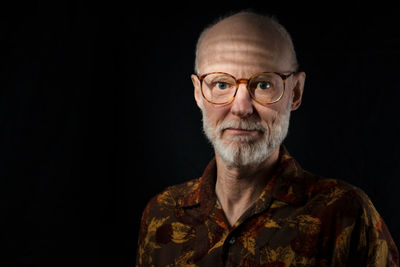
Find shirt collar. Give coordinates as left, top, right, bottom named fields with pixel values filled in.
left=178, top=145, right=308, bottom=211
left=178, top=157, right=217, bottom=212
left=270, top=146, right=308, bottom=205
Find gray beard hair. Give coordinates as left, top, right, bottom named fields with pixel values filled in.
left=201, top=105, right=291, bottom=168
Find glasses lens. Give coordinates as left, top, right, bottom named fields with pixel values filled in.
left=249, top=73, right=284, bottom=104
left=201, top=73, right=236, bottom=104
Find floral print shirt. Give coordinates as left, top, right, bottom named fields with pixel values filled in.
left=136, top=146, right=399, bottom=266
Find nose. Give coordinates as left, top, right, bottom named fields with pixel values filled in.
left=230, top=83, right=254, bottom=118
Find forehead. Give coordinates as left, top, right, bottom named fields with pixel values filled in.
left=197, top=17, right=292, bottom=77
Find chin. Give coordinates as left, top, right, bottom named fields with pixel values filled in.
left=215, top=136, right=272, bottom=168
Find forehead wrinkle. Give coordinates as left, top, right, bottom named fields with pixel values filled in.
left=200, top=34, right=282, bottom=51
left=199, top=51, right=275, bottom=75
left=199, top=63, right=275, bottom=78
left=202, top=45, right=276, bottom=61
left=198, top=35, right=290, bottom=75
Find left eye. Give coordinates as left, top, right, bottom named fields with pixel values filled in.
left=257, top=81, right=271, bottom=90
left=216, top=82, right=228, bottom=90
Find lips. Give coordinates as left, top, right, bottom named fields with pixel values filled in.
left=218, top=120, right=265, bottom=136
left=225, top=127, right=256, bottom=132
left=223, top=127, right=262, bottom=136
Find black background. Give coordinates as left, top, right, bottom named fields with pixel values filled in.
left=2, top=1, right=400, bottom=266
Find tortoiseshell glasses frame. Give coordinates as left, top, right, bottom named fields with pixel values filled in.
left=196, top=71, right=295, bottom=106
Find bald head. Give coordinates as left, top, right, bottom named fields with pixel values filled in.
left=195, top=11, right=298, bottom=75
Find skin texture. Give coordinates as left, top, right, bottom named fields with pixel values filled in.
left=191, top=12, right=306, bottom=226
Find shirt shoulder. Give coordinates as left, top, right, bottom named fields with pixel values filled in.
left=304, top=170, right=368, bottom=206
left=302, top=170, right=383, bottom=227
left=142, top=177, right=202, bottom=219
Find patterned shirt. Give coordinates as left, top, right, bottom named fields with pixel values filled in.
left=136, top=146, right=399, bottom=266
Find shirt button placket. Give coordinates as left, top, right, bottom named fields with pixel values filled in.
left=228, top=236, right=236, bottom=245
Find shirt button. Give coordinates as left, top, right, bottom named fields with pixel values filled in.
left=228, top=236, right=236, bottom=245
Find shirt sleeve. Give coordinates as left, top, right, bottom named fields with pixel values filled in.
left=331, top=188, right=399, bottom=266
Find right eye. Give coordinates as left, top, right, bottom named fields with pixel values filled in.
left=215, top=82, right=228, bottom=90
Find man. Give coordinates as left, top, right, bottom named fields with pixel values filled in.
left=136, top=11, right=399, bottom=266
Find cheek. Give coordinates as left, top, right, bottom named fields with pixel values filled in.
left=282, top=83, right=294, bottom=108
left=203, top=103, right=230, bottom=126
left=254, top=104, right=280, bottom=126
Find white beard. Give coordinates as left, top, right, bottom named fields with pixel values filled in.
left=201, top=104, right=291, bottom=168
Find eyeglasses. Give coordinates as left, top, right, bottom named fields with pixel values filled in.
left=197, top=72, right=295, bottom=106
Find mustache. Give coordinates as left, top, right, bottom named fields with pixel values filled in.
left=217, top=119, right=267, bottom=132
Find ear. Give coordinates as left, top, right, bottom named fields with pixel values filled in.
left=290, top=72, right=306, bottom=111
left=191, top=74, right=204, bottom=109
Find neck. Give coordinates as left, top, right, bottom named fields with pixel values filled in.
left=215, top=147, right=280, bottom=226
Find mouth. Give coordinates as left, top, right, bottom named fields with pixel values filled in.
left=223, top=127, right=262, bottom=136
